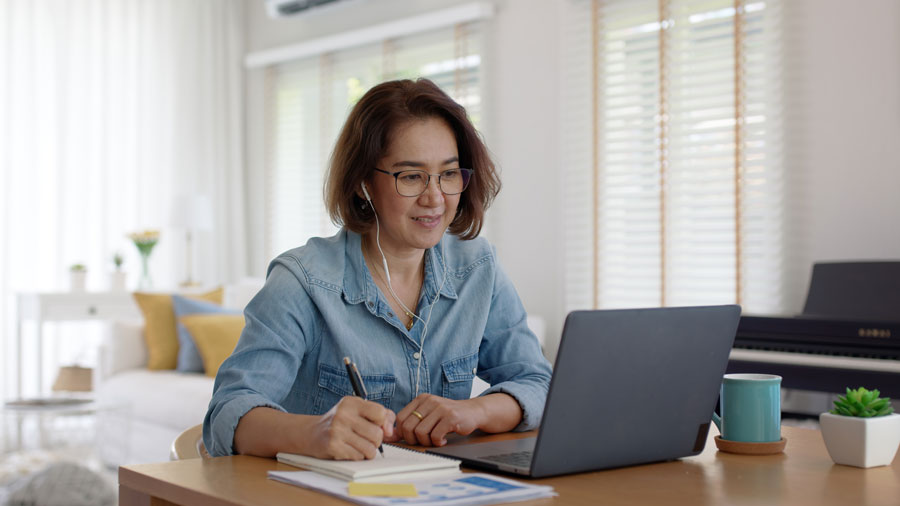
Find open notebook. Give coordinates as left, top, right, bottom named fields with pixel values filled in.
left=276, top=444, right=460, bottom=483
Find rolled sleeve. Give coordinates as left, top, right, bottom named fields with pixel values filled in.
left=202, top=262, right=315, bottom=457
left=203, top=393, right=285, bottom=457
left=480, top=373, right=549, bottom=431
left=475, top=253, right=553, bottom=431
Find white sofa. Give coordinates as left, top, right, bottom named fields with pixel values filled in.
left=95, top=280, right=264, bottom=465
left=94, top=278, right=539, bottom=465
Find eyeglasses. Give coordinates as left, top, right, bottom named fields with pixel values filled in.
left=373, top=167, right=474, bottom=197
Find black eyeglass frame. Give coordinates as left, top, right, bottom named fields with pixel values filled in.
left=372, top=167, right=474, bottom=197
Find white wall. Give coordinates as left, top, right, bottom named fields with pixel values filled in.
left=242, top=0, right=900, bottom=358
left=783, top=0, right=900, bottom=310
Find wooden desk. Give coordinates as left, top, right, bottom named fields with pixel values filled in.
left=119, top=426, right=900, bottom=506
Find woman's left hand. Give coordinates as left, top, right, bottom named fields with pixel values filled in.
left=387, top=394, right=484, bottom=447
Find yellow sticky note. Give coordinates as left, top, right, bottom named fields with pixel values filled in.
left=347, top=482, right=418, bottom=497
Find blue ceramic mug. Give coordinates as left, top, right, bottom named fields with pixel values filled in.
left=712, top=373, right=782, bottom=443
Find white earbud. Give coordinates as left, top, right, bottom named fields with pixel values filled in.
left=361, top=182, right=372, bottom=202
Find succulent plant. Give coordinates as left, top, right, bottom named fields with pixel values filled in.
left=69, top=263, right=87, bottom=272
left=830, top=387, right=894, bottom=418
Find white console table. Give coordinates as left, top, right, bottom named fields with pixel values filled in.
left=15, top=292, right=141, bottom=398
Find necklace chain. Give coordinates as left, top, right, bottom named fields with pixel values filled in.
left=364, top=243, right=422, bottom=331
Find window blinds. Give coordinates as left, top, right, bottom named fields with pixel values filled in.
left=563, top=0, right=784, bottom=313
left=264, top=23, right=484, bottom=261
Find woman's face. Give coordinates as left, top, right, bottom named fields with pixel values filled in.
left=364, top=116, right=461, bottom=255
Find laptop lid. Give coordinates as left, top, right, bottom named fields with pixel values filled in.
left=428, top=305, right=741, bottom=478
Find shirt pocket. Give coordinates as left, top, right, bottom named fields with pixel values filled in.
left=312, top=363, right=396, bottom=414
left=441, top=352, right=478, bottom=400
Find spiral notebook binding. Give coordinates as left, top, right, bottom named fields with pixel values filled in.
left=384, top=443, right=460, bottom=463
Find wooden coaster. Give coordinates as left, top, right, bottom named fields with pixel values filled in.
left=715, top=436, right=787, bottom=455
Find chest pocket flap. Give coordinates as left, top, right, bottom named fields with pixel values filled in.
left=441, top=352, right=478, bottom=399
left=314, top=363, right=396, bottom=413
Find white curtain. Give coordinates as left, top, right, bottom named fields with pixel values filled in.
left=0, top=0, right=246, bottom=398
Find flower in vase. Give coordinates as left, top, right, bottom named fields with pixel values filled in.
left=128, top=229, right=160, bottom=289
left=128, top=229, right=160, bottom=256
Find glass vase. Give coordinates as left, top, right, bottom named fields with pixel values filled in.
left=139, top=252, right=153, bottom=290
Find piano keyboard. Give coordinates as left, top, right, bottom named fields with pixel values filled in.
left=730, top=348, right=900, bottom=373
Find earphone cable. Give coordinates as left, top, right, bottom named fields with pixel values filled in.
left=364, top=185, right=448, bottom=397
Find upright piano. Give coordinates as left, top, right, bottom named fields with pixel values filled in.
left=728, top=315, right=900, bottom=397
left=726, top=261, right=900, bottom=399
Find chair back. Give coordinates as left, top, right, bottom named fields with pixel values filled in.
left=170, top=424, right=210, bottom=460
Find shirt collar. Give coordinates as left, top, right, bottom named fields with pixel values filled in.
left=423, top=237, right=459, bottom=301
left=342, top=229, right=458, bottom=305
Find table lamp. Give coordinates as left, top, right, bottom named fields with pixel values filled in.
left=170, top=194, right=213, bottom=287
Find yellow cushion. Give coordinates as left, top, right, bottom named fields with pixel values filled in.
left=133, top=287, right=223, bottom=370
left=179, top=314, right=245, bottom=377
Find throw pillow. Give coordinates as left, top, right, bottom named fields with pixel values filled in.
left=171, top=295, right=240, bottom=373
left=179, top=314, right=245, bottom=377
left=133, top=287, right=223, bottom=370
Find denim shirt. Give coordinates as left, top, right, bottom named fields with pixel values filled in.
left=203, top=229, right=552, bottom=457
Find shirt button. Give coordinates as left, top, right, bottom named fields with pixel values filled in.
left=413, top=352, right=421, bottom=360
left=388, top=312, right=394, bottom=317
left=473, top=367, right=477, bottom=374
left=366, top=302, right=374, bottom=309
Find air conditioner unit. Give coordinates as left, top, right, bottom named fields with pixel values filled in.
left=265, top=0, right=347, bottom=18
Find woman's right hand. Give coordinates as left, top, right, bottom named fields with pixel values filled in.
left=307, top=396, right=395, bottom=460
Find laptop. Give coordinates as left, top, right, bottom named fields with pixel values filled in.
left=427, top=305, right=741, bottom=478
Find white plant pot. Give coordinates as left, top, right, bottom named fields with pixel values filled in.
left=69, top=271, right=87, bottom=292
left=109, top=271, right=127, bottom=292
left=819, top=412, right=900, bottom=468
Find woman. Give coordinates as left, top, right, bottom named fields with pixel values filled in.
left=204, top=78, right=552, bottom=460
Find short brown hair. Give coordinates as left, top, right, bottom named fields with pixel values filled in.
left=324, top=78, right=500, bottom=240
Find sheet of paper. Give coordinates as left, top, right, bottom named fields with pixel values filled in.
left=268, top=470, right=556, bottom=506
left=348, top=482, right=418, bottom=497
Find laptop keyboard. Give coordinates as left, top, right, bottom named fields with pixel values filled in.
left=481, top=450, right=533, bottom=467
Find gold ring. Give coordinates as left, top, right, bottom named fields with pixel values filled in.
left=411, top=410, right=424, bottom=421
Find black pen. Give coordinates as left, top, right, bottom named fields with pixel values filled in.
left=343, top=356, right=385, bottom=457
